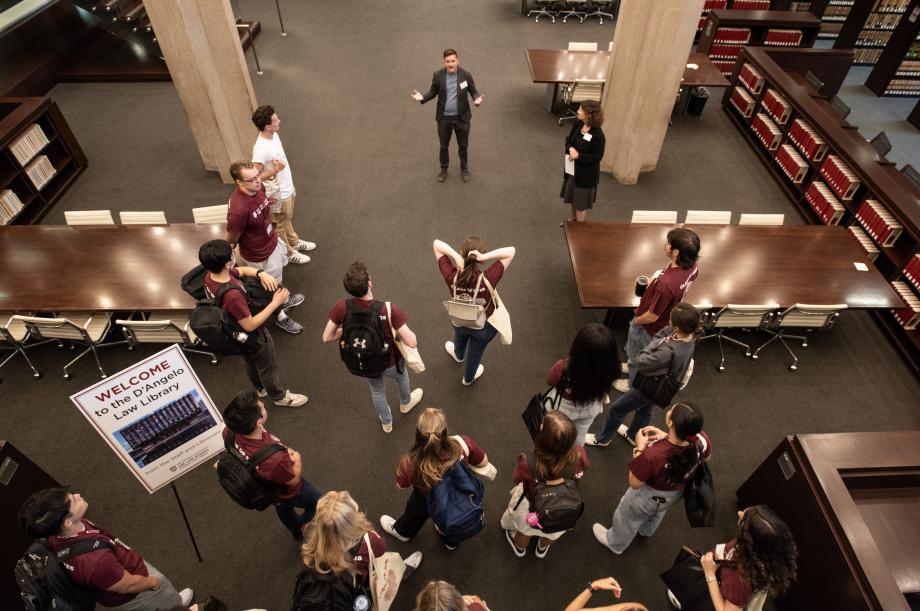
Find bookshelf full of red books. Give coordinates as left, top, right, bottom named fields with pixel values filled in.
left=722, top=46, right=920, bottom=374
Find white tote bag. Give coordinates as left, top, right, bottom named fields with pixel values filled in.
left=483, top=277, right=512, bottom=345
left=386, top=302, right=425, bottom=373
left=364, top=533, right=406, bottom=611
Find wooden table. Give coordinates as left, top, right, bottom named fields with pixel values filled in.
left=0, top=224, right=225, bottom=312
left=564, top=221, right=903, bottom=310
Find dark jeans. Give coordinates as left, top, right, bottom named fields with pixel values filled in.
left=241, top=330, right=285, bottom=401
left=452, top=323, right=498, bottom=383
left=437, top=116, right=470, bottom=170
left=275, top=477, right=322, bottom=536
left=393, top=488, right=459, bottom=547
left=595, top=388, right=655, bottom=444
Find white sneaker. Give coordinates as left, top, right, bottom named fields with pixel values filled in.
left=288, top=251, right=311, bottom=264
left=585, top=433, right=611, bottom=447
left=382, top=421, right=393, bottom=433
left=593, top=523, right=621, bottom=554
left=274, top=391, right=308, bottom=407
left=620, top=362, right=629, bottom=374
left=179, top=588, right=194, bottom=607
left=400, top=388, right=424, bottom=414
left=402, top=551, right=423, bottom=582
left=613, top=378, right=630, bottom=393
left=296, top=240, right=317, bottom=252
left=256, top=389, right=268, bottom=398
left=380, top=515, right=410, bottom=542
left=617, top=424, right=637, bottom=447
left=461, top=364, right=484, bottom=386
left=444, top=341, right=463, bottom=363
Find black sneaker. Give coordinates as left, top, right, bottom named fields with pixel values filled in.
left=275, top=316, right=303, bottom=334
left=437, top=170, right=448, bottom=182
left=505, top=529, right=526, bottom=558
left=461, top=169, right=471, bottom=182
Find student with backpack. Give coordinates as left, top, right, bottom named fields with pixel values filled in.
left=198, top=239, right=308, bottom=407
left=501, top=411, right=589, bottom=559
left=222, top=390, right=322, bottom=540
left=294, top=491, right=422, bottom=611
left=433, top=237, right=514, bottom=385
left=17, top=488, right=193, bottom=611
left=322, top=262, right=424, bottom=433
left=379, top=408, right=493, bottom=550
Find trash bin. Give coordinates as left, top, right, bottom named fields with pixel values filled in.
left=687, top=87, right=710, bottom=116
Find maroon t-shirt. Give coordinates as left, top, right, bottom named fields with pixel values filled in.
left=227, top=185, right=277, bottom=262
left=716, top=539, right=754, bottom=607
left=396, top=435, right=485, bottom=493
left=204, top=268, right=251, bottom=322
left=228, top=428, right=301, bottom=499
left=628, top=432, right=712, bottom=491
left=352, top=531, right=387, bottom=584
left=48, top=519, right=148, bottom=608
left=512, top=445, right=589, bottom=499
left=328, top=298, right=407, bottom=369
left=438, top=256, right=504, bottom=316
left=547, top=358, right=574, bottom=401
left=635, top=263, right=699, bottom=335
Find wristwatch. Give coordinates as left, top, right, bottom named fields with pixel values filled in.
left=706, top=576, right=717, bottom=583
left=587, top=581, right=598, bottom=593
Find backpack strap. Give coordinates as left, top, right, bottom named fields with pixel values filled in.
left=53, top=537, right=115, bottom=561
left=452, top=271, right=460, bottom=299
left=213, top=282, right=247, bottom=307
left=248, top=442, right=285, bottom=467
left=386, top=302, right=405, bottom=373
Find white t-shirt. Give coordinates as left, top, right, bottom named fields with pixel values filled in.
left=252, top=132, right=294, bottom=199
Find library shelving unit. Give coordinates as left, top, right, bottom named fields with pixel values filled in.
left=696, top=1, right=808, bottom=41
left=0, top=97, right=86, bottom=225
left=864, top=0, right=920, bottom=94
left=722, top=46, right=920, bottom=374
left=699, top=10, right=822, bottom=77
left=810, top=0, right=860, bottom=40
left=835, top=0, right=917, bottom=66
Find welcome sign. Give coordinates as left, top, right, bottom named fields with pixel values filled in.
left=71, top=345, right=224, bottom=493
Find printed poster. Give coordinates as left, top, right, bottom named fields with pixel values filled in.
left=70, top=345, right=224, bottom=493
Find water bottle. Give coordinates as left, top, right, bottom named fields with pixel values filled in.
left=353, top=594, right=370, bottom=611
left=233, top=330, right=249, bottom=344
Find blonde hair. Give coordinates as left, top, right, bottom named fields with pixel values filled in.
left=412, top=580, right=466, bottom=611
left=402, top=408, right=461, bottom=490
left=300, top=491, right=373, bottom=575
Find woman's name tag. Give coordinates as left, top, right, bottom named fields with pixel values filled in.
left=582, top=132, right=593, bottom=142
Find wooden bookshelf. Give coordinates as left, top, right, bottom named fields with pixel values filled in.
left=0, top=98, right=86, bottom=225
left=835, top=0, right=916, bottom=66
left=696, top=1, right=812, bottom=41
left=699, top=10, right=821, bottom=77
left=810, top=0, right=861, bottom=39
left=864, top=0, right=920, bottom=94
left=722, top=46, right=920, bottom=374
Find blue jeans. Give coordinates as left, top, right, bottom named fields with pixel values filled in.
left=625, top=318, right=654, bottom=384
left=366, top=364, right=411, bottom=425
left=595, top=389, right=655, bottom=444
left=605, top=485, right=682, bottom=553
left=452, top=323, right=498, bottom=383
left=275, top=477, right=322, bottom=536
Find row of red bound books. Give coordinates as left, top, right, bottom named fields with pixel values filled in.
left=819, top=155, right=860, bottom=200
left=804, top=180, right=844, bottom=225
left=855, top=198, right=903, bottom=247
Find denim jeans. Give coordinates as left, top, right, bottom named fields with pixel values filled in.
left=595, top=389, right=655, bottom=444
left=625, top=318, right=654, bottom=384
left=605, top=485, right=682, bottom=553
left=452, top=323, right=498, bottom=383
left=366, top=364, right=411, bottom=425
left=275, top=477, right=322, bottom=536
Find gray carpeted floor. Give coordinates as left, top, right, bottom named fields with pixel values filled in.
left=5, top=1, right=920, bottom=610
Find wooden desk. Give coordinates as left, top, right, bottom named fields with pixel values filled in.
left=564, top=221, right=903, bottom=309
left=737, top=433, right=920, bottom=611
left=0, top=223, right=224, bottom=312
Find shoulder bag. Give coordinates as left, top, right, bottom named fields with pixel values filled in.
left=631, top=343, right=682, bottom=407
left=442, top=272, right=487, bottom=329
left=386, top=302, right=424, bottom=373
left=451, top=435, right=497, bottom=480
left=659, top=547, right=717, bottom=611
left=521, top=372, right=566, bottom=440
left=364, top=533, right=406, bottom=611
left=683, top=440, right=716, bottom=528
left=482, top=276, right=511, bottom=345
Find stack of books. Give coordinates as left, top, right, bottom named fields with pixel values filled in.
left=0, top=189, right=24, bottom=225
left=729, top=87, right=756, bottom=117
left=764, top=29, right=805, bottom=46
left=775, top=144, right=808, bottom=183
left=804, top=181, right=844, bottom=225
left=751, top=113, right=782, bottom=150
left=904, top=254, right=920, bottom=291
left=10, top=124, right=50, bottom=166
left=855, top=199, right=903, bottom=247
left=873, top=0, right=910, bottom=13
left=761, top=89, right=791, bottom=124
left=24, top=155, right=56, bottom=190
left=787, top=118, right=827, bottom=161
left=739, top=63, right=765, bottom=94
left=699, top=0, right=728, bottom=32
left=710, top=27, right=751, bottom=74
left=890, top=281, right=920, bottom=330
left=847, top=226, right=880, bottom=261
left=819, top=155, right=861, bottom=200
left=732, top=0, right=770, bottom=8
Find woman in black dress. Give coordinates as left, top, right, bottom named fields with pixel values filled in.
left=561, top=99, right=606, bottom=224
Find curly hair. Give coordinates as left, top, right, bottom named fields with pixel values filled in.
left=251, top=105, right=275, bottom=131
left=580, top=100, right=604, bottom=128
left=734, top=505, right=798, bottom=596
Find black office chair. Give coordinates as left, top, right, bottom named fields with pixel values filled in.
left=869, top=131, right=892, bottom=158
left=804, top=70, right=824, bottom=93
left=901, top=164, right=920, bottom=191
left=829, top=95, right=851, bottom=120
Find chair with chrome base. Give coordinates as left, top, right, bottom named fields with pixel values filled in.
left=13, top=312, right=128, bottom=379
left=752, top=303, right=847, bottom=371
left=584, top=0, right=617, bottom=24
left=558, top=79, right=604, bottom=125
left=559, top=0, right=589, bottom=22
left=1, top=313, right=61, bottom=380
left=117, top=317, right=218, bottom=364
left=527, top=0, right=558, bottom=22
left=699, top=304, right=777, bottom=371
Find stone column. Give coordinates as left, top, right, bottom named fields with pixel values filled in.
left=600, top=0, right=705, bottom=184
left=145, top=0, right=257, bottom=183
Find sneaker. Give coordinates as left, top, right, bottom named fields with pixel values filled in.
left=437, top=170, right=448, bottom=182
left=617, top=424, right=637, bottom=447
left=283, top=293, right=305, bottom=310
left=256, top=389, right=268, bottom=398
left=402, top=551, right=423, bottom=582
left=400, top=388, right=424, bottom=414
left=443, top=540, right=457, bottom=551
left=274, top=391, right=308, bottom=407
left=461, top=364, right=485, bottom=386
left=444, top=341, right=463, bottom=363
left=592, top=523, right=620, bottom=554
left=461, top=169, right=471, bottom=182
left=379, top=515, right=409, bottom=542
left=295, top=240, right=317, bottom=252
left=179, top=588, right=194, bottom=607
left=534, top=539, right=551, bottom=559
left=382, top=421, right=393, bottom=433
left=504, top=529, right=526, bottom=558
left=603, top=393, right=611, bottom=405
left=613, top=378, right=630, bottom=393
left=585, top=433, right=611, bottom=447
left=275, top=316, right=303, bottom=334
left=620, top=362, right=629, bottom=374
left=288, top=251, right=311, bottom=264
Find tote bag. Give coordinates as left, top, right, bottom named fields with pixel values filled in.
left=483, top=277, right=512, bottom=345
left=521, top=385, right=564, bottom=440
left=386, top=302, right=424, bottom=373
left=659, top=547, right=716, bottom=611
left=364, top=533, right=406, bottom=611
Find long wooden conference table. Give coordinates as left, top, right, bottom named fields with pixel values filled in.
left=564, top=221, right=903, bottom=310
left=0, top=223, right=223, bottom=312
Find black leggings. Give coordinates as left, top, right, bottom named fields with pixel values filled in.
left=393, top=488, right=459, bottom=547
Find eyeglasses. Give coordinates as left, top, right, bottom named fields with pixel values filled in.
left=238, top=176, right=261, bottom=183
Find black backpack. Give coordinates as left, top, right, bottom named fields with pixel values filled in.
left=291, top=568, right=366, bottom=611
left=16, top=537, right=115, bottom=611
left=517, top=457, right=585, bottom=534
left=182, top=265, right=276, bottom=314
left=189, top=284, right=262, bottom=356
left=216, top=431, right=286, bottom=511
left=338, top=299, right=391, bottom=378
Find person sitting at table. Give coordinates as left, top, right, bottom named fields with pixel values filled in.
left=560, top=99, right=606, bottom=225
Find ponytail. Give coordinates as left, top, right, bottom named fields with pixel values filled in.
left=403, top=408, right=461, bottom=489
left=665, top=402, right=704, bottom=485
left=455, top=236, right=485, bottom=289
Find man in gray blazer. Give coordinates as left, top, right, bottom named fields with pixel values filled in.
left=412, top=48, right=484, bottom=182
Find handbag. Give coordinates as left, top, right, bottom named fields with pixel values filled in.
left=659, top=547, right=716, bottom=611
left=442, top=272, right=487, bottom=329
left=483, top=277, right=512, bottom=345
left=364, top=533, right=406, bottom=611
left=386, top=302, right=424, bottom=373
left=521, top=383, right=564, bottom=440
left=631, top=344, right=681, bottom=407
left=683, top=442, right=716, bottom=528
